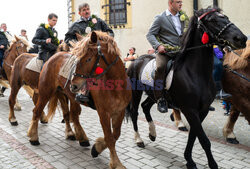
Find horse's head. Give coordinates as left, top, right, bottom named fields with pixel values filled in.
left=195, top=7, right=247, bottom=49
left=6, top=36, right=29, bottom=58
left=70, top=31, right=121, bottom=93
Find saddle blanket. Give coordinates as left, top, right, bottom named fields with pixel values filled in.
left=140, top=59, right=174, bottom=90
left=25, top=56, right=43, bottom=73
left=59, top=55, right=77, bottom=79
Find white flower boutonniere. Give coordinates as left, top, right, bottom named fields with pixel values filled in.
left=54, top=32, right=57, bottom=37
left=85, top=27, right=91, bottom=34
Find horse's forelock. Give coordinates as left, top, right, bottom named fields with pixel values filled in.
left=71, top=31, right=120, bottom=59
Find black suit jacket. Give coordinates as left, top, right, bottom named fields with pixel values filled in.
left=65, top=17, right=114, bottom=45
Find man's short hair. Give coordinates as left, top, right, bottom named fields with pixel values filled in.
left=21, top=29, right=26, bottom=33
left=1, top=23, right=6, bottom=27
left=48, top=13, right=58, bottom=19
left=78, top=3, right=89, bottom=12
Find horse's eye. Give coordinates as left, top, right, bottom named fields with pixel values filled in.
left=86, top=57, right=92, bottom=62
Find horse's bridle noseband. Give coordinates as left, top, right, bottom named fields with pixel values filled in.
left=72, top=40, right=119, bottom=80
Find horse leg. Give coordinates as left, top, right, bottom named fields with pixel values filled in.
left=92, top=110, right=125, bottom=169
left=184, top=112, right=218, bottom=169
left=141, top=96, right=156, bottom=142
left=69, top=99, right=90, bottom=146
left=131, top=90, right=144, bottom=147
left=8, top=84, right=21, bottom=126
left=27, top=94, right=50, bottom=145
left=14, top=98, right=22, bottom=111
left=57, top=93, right=76, bottom=140
left=223, top=105, right=240, bottom=144
left=32, top=92, right=48, bottom=123
left=170, top=109, right=188, bottom=131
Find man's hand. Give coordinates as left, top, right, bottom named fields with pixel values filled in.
left=157, top=45, right=166, bottom=53
left=0, top=45, right=4, bottom=49
left=46, top=38, right=52, bottom=44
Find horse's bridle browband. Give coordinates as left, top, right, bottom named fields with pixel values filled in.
left=73, top=41, right=119, bottom=80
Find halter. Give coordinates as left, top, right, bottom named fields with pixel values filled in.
left=197, top=9, right=234, bottom=44
left=72, top=40, right=119, bottom=80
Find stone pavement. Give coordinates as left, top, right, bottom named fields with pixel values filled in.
left=0, top=88, right=249, bottom=169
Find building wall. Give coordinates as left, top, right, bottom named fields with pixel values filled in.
left=70, top=0, right=250, bottom=58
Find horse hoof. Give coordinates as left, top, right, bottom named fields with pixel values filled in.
left=186, top=163, right=197, bottom=169
left=136, top=142, right=145, bottom=148
left=178, top=126, right=188, bottom=131
left=226, top=138, right=239, bottom=144
left=10, top=121, right=18, bottom=126
left=91, top=144, right=99, bottom=158
left=40, top=120, right=48, bottom=124
left=29, top=140, right=40, bottom=146
left=170, top=113, right=174, bottom=121
left=14, top=107, right=22, bottom=111
left=61, top=119, right=65, bottom=123
left=149, top=134, right=156, bottom=142
left=67, top=135, right=76, bottom=141
left=80, top=140, right=90, bottom=147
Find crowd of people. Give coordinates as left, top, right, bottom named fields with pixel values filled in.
left=0, top=1, right=232, bottom=114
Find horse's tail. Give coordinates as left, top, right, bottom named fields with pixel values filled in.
left=22, top=85, right=34, bottom=97
left=125, top=101, right=132, bottom=122
left=47, top=93, right=59, bottom=121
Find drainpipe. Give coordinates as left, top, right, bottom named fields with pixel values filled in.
left=213, top=0, right=218, bottom=7
left=193, top=0, right=198, bottom=14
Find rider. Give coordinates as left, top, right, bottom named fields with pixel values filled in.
left=65, top=2, right=114, bottom=45
left=65, top=3, right=114, bottom=103
left=146, top=0, right=185, bottom=113
left=32, top=13, right=59, bottom=67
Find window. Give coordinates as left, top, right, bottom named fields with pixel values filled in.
left=101, top=0, right=131, bottom=29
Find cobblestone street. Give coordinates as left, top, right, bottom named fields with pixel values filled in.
left=0, top=88, right=249, bottom=169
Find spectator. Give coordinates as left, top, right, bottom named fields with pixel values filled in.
left=124, top=47, right=138, bottom=70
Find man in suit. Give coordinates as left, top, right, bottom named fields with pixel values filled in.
left=65, top=2, right=114, bottom=46
left=32, top=13, right=59, bottom=65
left=146, top=0, right=184, bottom=113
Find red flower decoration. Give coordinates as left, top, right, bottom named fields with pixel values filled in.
left=202, top=32, right=209, bottom=44
left=95, top=67, right=104, bottom=75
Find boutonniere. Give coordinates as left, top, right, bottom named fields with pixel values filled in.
left=85, top=14, right=98, bottom=34
left=40, top=23, right=60, bottom=46
left=179, top=10, right=189, bottom=22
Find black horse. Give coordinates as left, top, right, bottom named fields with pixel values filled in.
left=126, top=7, right=247, bottom=169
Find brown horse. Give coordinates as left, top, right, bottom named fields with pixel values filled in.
left=24, top=53, right=91, bottom=145
left=70, top=31, right=131, bottom=169
left=222, top=40, right=250, bottom=144
left=0, top=36, right=32, bottom=111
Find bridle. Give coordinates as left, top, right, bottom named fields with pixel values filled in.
left=72, top=40, right=119, bottom=80
left=197, top=9, right=234, bottom=45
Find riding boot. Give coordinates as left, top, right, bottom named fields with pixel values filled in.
left=154, top=70, right=168, bottom=113
left=215, top=81, right=232, bottom=100
left=75, top=90, right=89, bottom=103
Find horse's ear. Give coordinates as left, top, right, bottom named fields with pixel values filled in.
left=14, top=35, right=20, bottom=41
left=75, top=33, right=83, bottom=41
left=90, top=31, right=98, bottom=43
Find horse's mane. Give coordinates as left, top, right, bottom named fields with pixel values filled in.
left=223, top=40, right=250, bottom=69
left=174, top=7, right=222, bottom=69
left=71, top=31, right=121, bottom=59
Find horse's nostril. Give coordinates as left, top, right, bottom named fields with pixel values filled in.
left=71, top=85, right=78, bottom=91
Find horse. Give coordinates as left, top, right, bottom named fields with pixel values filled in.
left=0, top=36, right=32, bottom=111
left=28, top=31, right=131, bottom=169
left=222, top=41, right=250, bottom=144
left=8, top=42, right=87, bottom=145
left=126, top=7, right=247, bottom=169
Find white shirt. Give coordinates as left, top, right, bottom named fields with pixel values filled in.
left=166, top=9, right=182, bottom=36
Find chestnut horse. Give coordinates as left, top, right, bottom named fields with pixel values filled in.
left=0, top=36, right=32, bottom=112
left=70, top=31, right=131, bottom=169
left=222, top=41, right=250, bottom=144
left=126, top=8, right=247, bottom=169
